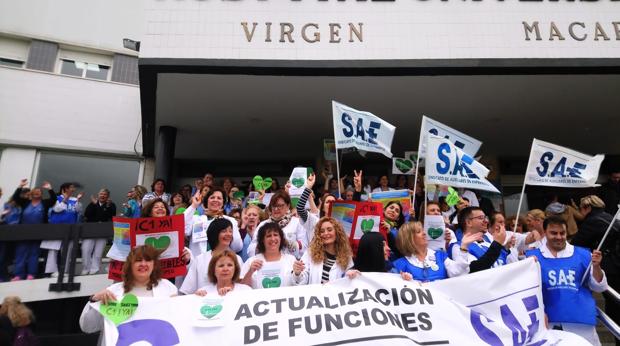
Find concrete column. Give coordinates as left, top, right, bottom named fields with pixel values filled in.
left=154, top=126, right=177, bottom=186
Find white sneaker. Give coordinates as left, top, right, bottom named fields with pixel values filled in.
left=88, top=269, right=99, bottom=275
left=50, top=272, right=59, bottom=278
left=81, top=269, right=90, bottom=276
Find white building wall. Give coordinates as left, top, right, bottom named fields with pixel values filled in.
left=0, top=0, right=142, bottom=54
left=0, top=67, right=142, bottom=155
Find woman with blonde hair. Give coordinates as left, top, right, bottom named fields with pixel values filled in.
left=292, top=217, right=353, bottom=285
left=121, top=185, right=147, bottom=218
left=0, top=296, right=38, bottom=346
left=392, top=222, right=480, bottom=282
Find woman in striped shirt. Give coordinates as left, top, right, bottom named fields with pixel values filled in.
left=292, top=217, right=353, bottom=285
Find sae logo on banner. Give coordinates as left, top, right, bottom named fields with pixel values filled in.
left=332, top=101, right=395, bottom=158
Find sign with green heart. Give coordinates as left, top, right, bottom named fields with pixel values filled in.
left=360, top=219, right=375, bottom=233
left=253, top=176, right=273, bottom=191
left=144, top=235, right=171, bottom=251
left=392, top=157, right=415, bottom=175
left=446, top=187, right=460, bottom=207
left=261, top=276, right=282, bottom=288
left=291, top=177, right=305, bottom=188
left=289, top=167, right=313, bottom=208
left=200, top=304, right=223, bottom=319
left=99, top=294, right=138, bottom=325
left=423, top=214, right=447, bottom=251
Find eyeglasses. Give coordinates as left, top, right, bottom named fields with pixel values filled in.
left=469, top=215, right=489, bottom=222
left=272, top=203, right=288, bottom=210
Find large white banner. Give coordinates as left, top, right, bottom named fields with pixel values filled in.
left=99, top=259, right=588, bottom=346
left=417, top=115, right=482, bottom=157
left=524, top=139, right=604, bottom=188
left=332, top=101, right=396, bottom=158
left=425, top=135, right=499, bottom=193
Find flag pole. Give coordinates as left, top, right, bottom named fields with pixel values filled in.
left=335, top=148, right=342, bottom=199
left=579, top=206, right=620, bottom=286
left=513, top=140, right=536, bottom=234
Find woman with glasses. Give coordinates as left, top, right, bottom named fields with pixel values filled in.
left=393, top=222, right=481, bottom=282
left=247, top=191, right=307, bottom=258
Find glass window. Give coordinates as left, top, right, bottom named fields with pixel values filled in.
left=0, top=57, right=24, bottom=68
left=35, top=152, right=141, bottom=210
left=60, top=59, right=84, bottom=77
left=85, top=64, right=109, bottom=81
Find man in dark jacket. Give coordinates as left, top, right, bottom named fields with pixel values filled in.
left=572, top=195, right=620, bottom=345
left=81, top=188, right=116, bottom=275
left=599, top=170, right=620, bottom=216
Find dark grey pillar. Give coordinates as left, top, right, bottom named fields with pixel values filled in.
left=154, top=126, right=177, bottom=186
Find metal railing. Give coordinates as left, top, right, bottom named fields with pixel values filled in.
left=598, top=286, right=620, bottom=341
left=0, top=222, right=112, bottom=292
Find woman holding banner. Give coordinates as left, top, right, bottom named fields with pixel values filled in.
left=247, top=191, right=307, bottom=258
left=80, top=245, right=178, bottom=340
left=180, top=218, right=243, bottom=294
left=241, top=222, right=296, bottom=289
left=195, top=250, right=251, bottom=296
left=292, top=217, right=353, bottom=285
left=393, top=222, right=481, bottom=282
left=184, top=188, right=243, bottom=256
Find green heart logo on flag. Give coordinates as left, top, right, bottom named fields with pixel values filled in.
left=200, top=304, right=223, bottom=319
left=291, top=177, right=305, bottom=188
left=395, top=159, right=413, bottom=173
left=99, top=294, right=138, bottom=325
left=427, top=227, right=444, bottom=240
left=144, top=236, right=171, bottom=251
left=360, top=219, right=375, bottom=233
left=253, top=176, right=273, bottom=191
left=261, top=276, right=282, bottom=288
left=446, top=187, right=460, bottom=207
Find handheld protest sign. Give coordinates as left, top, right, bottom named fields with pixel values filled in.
left=109, top=214, right=187, bottom=280
left=329, top=200, right=383, bottom=255
left=252, top=175, right=273, bottom=191
left=370, top=189, right=412, bottom=221
left=289, top=167, right=312, bottom=208
left=446, top=187, right=460, bottom=207
left=99, top=294, right=139, bottom=326
left=424, top=214, right=447, bottom=251
left=107, top=217, right=134, bottom=261
left=392, top=157, right=415, bottom=175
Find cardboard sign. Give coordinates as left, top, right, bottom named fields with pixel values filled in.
left=107, top=215, right=187, bottom=280
left=328, top=200, right=384, bottom=254
left=424, top=214, right=447, bottom=251
left=392, top=157, right=416, bottom=175
left=370, top=189, right=413, bottom=222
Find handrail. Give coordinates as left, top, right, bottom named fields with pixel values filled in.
left=0, top=222, right=113, bottom=292
left=597, top=307, right=620, bottom=341
left=605, top=286, right=620, bottom=305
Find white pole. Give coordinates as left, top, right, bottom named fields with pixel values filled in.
left=411, top=153, right=422, bottom=208
left=335, top=148, right=342, bottom=199
left=579, top=206, right=620, bottom=286
left=512, top=183, right=527, bottom=234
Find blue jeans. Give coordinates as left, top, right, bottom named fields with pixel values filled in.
left=13, top=241, right=40, bottom=278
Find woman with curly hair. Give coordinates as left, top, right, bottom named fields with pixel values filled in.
left=292, top=217, right=353, bottom=285
left=0, top=296, right=38, bottom=346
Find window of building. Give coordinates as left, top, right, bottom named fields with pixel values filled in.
left=0, top=57, right=24, bottom=68
left=60, top=59, right=110, bottom=81
left=34, top=152, right=142, bottom=206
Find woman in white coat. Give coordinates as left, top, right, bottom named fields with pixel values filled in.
left=247, top=191, right=307, bottom=258
left=184, top=187, right=242, bottom=256
left=292, top=217, right=353, bottom=285
left=79, top=245, right=178, bottom=344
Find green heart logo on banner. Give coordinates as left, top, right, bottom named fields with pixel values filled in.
left=253, top=176, right=273, bottom=191
left=99, top=294, right=138, bottom=325
left=395, top=159, right=414, bottom=173
left=144, top=236, right=171, bottom=251
left=291, top=177, right=305, bottom=188
left=427, top=227, right=444, bottom=240
left=360, top=219, right=375, bottom=233
left=261, top=276, right=282, bottom=288
left=200, top=304, right=223, bottom=319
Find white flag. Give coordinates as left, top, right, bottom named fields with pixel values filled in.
left=332, top=101, right=395, bottom=158
left=425, top=135, right=499, bottom=193
left=417, top=115, right=482, bottom=157
left=525, top=139, right=604, bottom=187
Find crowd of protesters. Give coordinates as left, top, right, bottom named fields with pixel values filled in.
left=0, top=166, right=619, bottom=345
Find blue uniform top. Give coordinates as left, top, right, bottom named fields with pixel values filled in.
left=49, top=196, right=80, bottom=224
left=392, top=250, right=448, bottom=282
left=526, top=246, right=597, bottom=326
